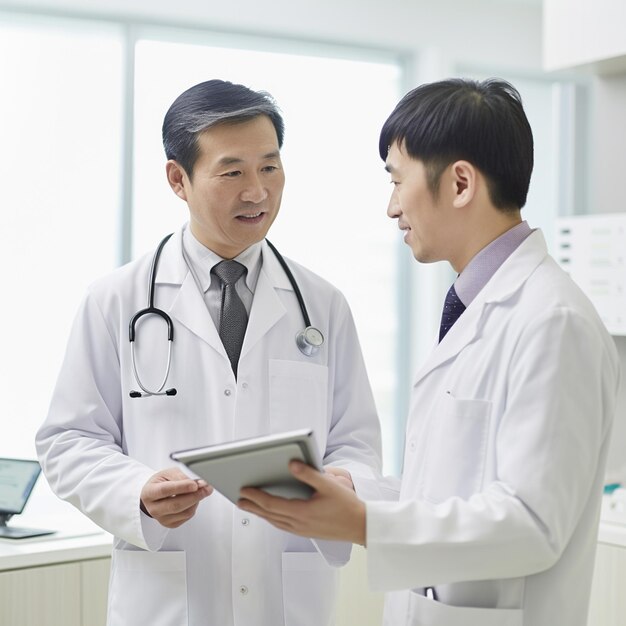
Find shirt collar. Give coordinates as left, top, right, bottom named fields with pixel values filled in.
left=455, top=221, right=533, bottom=307
left=182, top=225, right=263, bottom=293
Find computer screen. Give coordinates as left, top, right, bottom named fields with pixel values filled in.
left=0, top=458, right=41, bottom=515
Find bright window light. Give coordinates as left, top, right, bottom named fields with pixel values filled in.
left=0, top=16, right=123, bottom=459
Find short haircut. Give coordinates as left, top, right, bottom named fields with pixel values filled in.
left=162, top=79, right=285, bottom=179
left=379, top=78, right=534, bottom=211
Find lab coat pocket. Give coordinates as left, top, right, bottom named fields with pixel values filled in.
left=407, top=591, right=522, bottom=626
left=281, top=552, right=339, bottom=626
left=108, top=549, right=188, bottom=626
left=269, top=360, right=329, bottom=437
left=421, top=394, right=492, bottom=503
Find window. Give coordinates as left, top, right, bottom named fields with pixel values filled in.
left=0, top=14, right=123, bottom=460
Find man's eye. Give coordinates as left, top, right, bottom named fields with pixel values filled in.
left=262, top=165, right=279, bottom=172
left=222, top=171, right=241, bottom=177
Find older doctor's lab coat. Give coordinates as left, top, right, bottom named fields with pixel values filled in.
left=366, top=230, right=619, bottom=626
left=36, top=228, right=382, bottom=626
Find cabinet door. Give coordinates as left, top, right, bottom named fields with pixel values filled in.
left=588, top=542, right=626, bottom=626
left=81, top=558, right=111, bottom=626
left=336, top=545, right=384, bottom=626
left=0, top=562, right=81, bottom=626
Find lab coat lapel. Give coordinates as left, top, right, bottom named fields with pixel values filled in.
left=239, top=241, right=290, bottom=360
left=412, top=301, right=485, bottom=387
left=169, top=274, right=226, bottom=355
left=412, top=230, right=549, bottom=387
left=155, top=228, right=227, bottom=358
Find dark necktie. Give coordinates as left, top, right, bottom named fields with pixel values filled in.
left=439, top=283, right=466, bottom=342
left=212, top=260, right=248, bottom=376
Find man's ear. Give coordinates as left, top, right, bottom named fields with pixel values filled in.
left=165, top=160, right=189, bottom=201
left=450, top=160, right=476, bottom=208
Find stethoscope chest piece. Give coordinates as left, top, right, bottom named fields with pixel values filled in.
left=296, top=326, right=324, bottom=357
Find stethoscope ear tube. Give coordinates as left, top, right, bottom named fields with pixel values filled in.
left=129, top=233, right=176, bottom=398
left=129, top=307, right=174, bottom=342
left=129, top=333, right=175, bottom=398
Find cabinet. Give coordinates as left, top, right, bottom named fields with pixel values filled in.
left=588, top=540, right=626, bottom=625
left=0, top=530, right=112, bottom=626
left=0, top=546, right=379, bottom=626
left=0, top=557, right=110, bottom=626
left=544, top=0, right=626, bottom=72
left=336, top=545, right=384, bottom=626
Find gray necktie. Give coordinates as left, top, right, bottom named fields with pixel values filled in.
left=212, top=260, right=248, bottom=376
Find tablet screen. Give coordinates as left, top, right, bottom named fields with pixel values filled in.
left=171, top=429, right=321, bottom=504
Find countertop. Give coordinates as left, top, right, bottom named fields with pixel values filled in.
left=0, top=511, right=112, bottom=572
left=1, top=504, right=625, bottom=573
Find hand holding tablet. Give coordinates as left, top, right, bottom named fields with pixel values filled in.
left=170, top=429, right=322, bottom=504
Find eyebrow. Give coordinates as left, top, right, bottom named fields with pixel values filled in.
left=217, top=151, right=281, bottom=167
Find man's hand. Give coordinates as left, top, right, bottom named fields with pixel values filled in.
left=238, top=461, right=366, bottom=545
left=140, top=467, right=213, bottom=529
left=324, top=466, right=355, bottom=491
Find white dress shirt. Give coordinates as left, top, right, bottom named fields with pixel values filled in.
left=182, top=225, right=263, bottom=330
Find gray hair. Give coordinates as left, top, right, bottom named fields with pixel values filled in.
left=162, top=80, right=285, bottom=179
left=185, top=102, right=279, bottom=133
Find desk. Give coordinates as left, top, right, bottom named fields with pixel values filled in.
left=0, top=521, right=112, bottom=626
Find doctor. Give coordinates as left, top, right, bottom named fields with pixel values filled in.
left=238, top=78, right=620, bottom=626
left=36, top=79, right=382, bottom=626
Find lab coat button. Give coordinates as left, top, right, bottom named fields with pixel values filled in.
left=241, top=382, right=249, bottom=390
left=239, top=585, right=249, bottom=595
left=224, top=388, right=232, bottom=396
left=409, top=439, right=417, bottom=452
left=241, top=518, right=250, bottom=526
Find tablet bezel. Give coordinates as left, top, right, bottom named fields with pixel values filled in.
left=170, top=429, right=322, bottom=503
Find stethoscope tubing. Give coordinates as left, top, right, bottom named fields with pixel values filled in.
left=264, top=239, right=312, bottom=328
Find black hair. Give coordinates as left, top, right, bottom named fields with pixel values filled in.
left=162, top=79, right=285, bottom=179
left=379, top=78, right=533, bottom=211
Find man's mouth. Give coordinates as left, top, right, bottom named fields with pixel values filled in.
left=236, top=211, right=265, bottom=222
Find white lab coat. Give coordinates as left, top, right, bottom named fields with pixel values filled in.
left=36, top=227, right=382, bottom=626
left=366, top=230, right=619, bottom=626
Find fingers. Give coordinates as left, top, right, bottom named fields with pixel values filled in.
left=287, top=461, right=328, bottom=491
left=324, top=467, right=355, bottom=491
left=143, top=485, right=212, bottom=528
left=141, top=467, right=213, bottom=528
left=238, top=476, right=367, bottom=544
left=238, top=498, right=297, bottom=530
left=238, top=486, right=301, bottom=514
left=147, top=477, right=203, bottom=500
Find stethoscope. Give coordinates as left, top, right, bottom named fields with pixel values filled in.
left=129, top=233, right=325, bottom=398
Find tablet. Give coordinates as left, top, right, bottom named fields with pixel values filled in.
left=170, top=429, right=322, bottom=504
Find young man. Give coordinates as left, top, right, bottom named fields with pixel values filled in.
left=36, top=80, right=382, bottom=626
left=239, top=78, right=620, bottom=626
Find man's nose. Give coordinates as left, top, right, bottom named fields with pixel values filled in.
left=387, top=191, right=400, bottom=218
left=241, top=174, right=268, bottom=203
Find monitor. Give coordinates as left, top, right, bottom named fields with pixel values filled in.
left=0, top=458, right=54, bottom=539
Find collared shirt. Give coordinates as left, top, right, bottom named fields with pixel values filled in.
left=454, top=221, right=533, bottom=307
left=182, top=225, right=263, bottom=330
